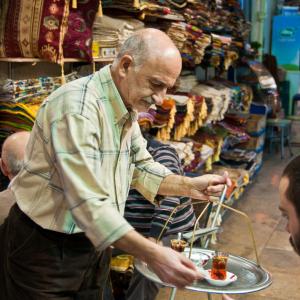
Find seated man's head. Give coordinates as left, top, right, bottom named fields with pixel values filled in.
left=279, top=156, right=300, bottom=255
left=0, top=131, right=31, bottom=181
left=111, top=28, right=182, bottom=112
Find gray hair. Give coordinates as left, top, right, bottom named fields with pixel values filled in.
left=116, top=34, right=150, bottom=68
left=5, top=152, right=24, bottom=177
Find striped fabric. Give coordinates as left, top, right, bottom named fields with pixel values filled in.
left=11, top=65, right=172, bottom=251
left=125, top=139, right=196, bottom=239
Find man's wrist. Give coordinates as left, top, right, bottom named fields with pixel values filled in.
left=182, top=176, right=193, bottom=197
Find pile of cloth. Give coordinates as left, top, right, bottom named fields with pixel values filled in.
left=217, top=113, right=250, bottom=148
left=168, top=140, right=214, bottom=173
left=92, top=15, right=144, bottom=58
left=0, top=72, right=79, bottom=143
left=0, top=102, right=37, bottom=143
left=192, top=126, right=227, bottom=171
left=167, top=140, right=195, bottom=168
left=151, top=98, right=176, bottom=141
left=172, top=95, right=194, bottom=141
left=0, top=73, right=78, bottom=104
left=191, top=83, right=231, bottom=124
left=182, top=24, right=211, bottom=67
left=182, top=142, right=214, bottom=173
left=152, top=94, right=208, bottom=142
left=183, top=0, right=250, bottom=38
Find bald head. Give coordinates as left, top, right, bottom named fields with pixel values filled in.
left=114, top=28, right=181, bottom=69
left=111, top=29, right=182, bottom=112
left=0, top=131, right=30, bottom=180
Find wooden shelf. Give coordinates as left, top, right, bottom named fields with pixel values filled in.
left=0, top=57, right=114, bottom=63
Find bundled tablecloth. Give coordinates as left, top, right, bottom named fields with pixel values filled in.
left=92, top=15, right=144, bottom=58
left=191, top=83, right=231, bottom=124
left=0, top=102, right=39, bottom=143
left=0, top=72, right=79, bottom=104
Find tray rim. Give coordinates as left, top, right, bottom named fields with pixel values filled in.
left=134, top=248, right=272, bottom=294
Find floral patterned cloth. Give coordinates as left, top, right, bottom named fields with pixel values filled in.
left=0, top=0, right=69, bottom=62
left=63, top=0, right=98, bottom=61
left=0, top=0, right=98, bottom=62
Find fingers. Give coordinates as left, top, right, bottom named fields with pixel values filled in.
left=150, top=248, right=203, bottom=288
left=207, top=183, right=225, bottom=194
left=223, top=171, right=232, bottom=187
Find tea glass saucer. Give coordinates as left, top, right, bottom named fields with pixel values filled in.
left=198, top=269, right=237, bottom=287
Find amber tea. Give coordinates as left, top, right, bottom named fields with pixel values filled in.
left=170, top=239, right=188, bottom=252
left=211, top=252, right=228, bottom=280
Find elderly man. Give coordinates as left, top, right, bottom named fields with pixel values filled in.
left=0, top=131, right=30, bottom=224
left=0, top=29, right=230, bottom=299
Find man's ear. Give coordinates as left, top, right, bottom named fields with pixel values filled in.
left=0, top=158, right=9, bottom=177
left=118, top=55, right=134, bottom=78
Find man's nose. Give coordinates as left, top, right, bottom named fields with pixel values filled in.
left=153, top=88, right=167, bottom=106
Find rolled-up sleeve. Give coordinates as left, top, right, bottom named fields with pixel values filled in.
left=130, top=123, right=173, bottom=202
left=51, top=113, right=133, bottom=250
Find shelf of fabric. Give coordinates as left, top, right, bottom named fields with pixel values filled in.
left=0, top=58, right=114, bottom=63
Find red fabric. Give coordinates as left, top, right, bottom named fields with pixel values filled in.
left=1, top=0, right=68, bottom=62
left=63, top=1, right=99, bottom=61
left=1, top=0, right=98, bottom=62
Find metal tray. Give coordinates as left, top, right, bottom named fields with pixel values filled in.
left=135, top=248, right=272, bottom=294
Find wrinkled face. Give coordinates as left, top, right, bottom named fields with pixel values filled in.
left=279, top=177, right=300, bottom=255
left=121, top=55, right=181, bottom=112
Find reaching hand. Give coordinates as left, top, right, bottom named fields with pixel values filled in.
left=188, top=171, right=231, bottom=201
left=145, top=245, right=203, bottom=288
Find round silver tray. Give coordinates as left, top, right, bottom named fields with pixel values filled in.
left=135, top=248, right=272, bottom=294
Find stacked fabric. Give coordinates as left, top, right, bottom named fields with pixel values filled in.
left=177, top=74, right=198, bottom=93
left=165, top=22, right=187, bottom=51
left=152, top=98, right=176, bottom=141
left=167, top=141, right=194, bottom=168
left=0, top=1, right=98, bottom=62
left=193, top=127, right=226, bottom=171
left=187, top=95, right=207, bottom=136
left=0, top=102, right=38, bottom=143
left=92, top=15, right=144, bottom=58
left=0, top=72, right=79, bottom=144
left=191, top=83, right=231, bottom=124
left=102, top=0, right=140, bottom=12
left=0, top=73, right=78, bottom=104
left=182, top=24, right=211, bottom=66
left=183, top=0, right=250, bottom=38
left=172, top=95, right=194, bottom=141
left=183, top=2, right=212, bottom=29
left=183, top=142, right=214, bottom=173
left=217, top=114, right=250, bottom=148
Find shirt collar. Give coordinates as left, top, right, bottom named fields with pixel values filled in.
left=97, top=65, right=138, bottom=125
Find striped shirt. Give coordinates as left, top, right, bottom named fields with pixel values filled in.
left=124, top=139, right=196, bottom=239
left=11, top=65, right=172, bottom=251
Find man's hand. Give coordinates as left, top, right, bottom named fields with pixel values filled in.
left=187, top=171, right=231, bottom=201
left=144, top=245, right=203, bottom=288
left=158, top=172, right=231, bottom=201
left=148, top=236, right=163, bottom=246
left=113, top=230, right=203, bottom=288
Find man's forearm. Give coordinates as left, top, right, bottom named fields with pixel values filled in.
left=113, top=229, right=159, bottom=262
left=157, top=174, right=203, bottom=198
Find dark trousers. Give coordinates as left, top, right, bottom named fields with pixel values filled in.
left=0, top=204, right=112, bottom=300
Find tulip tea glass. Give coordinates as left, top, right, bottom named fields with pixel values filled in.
left=211, top=251, right=228, bottom=280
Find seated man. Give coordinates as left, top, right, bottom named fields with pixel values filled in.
left=0, top=131, right=30, bottom=224
left=124, top=118, right=196, bottom=300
